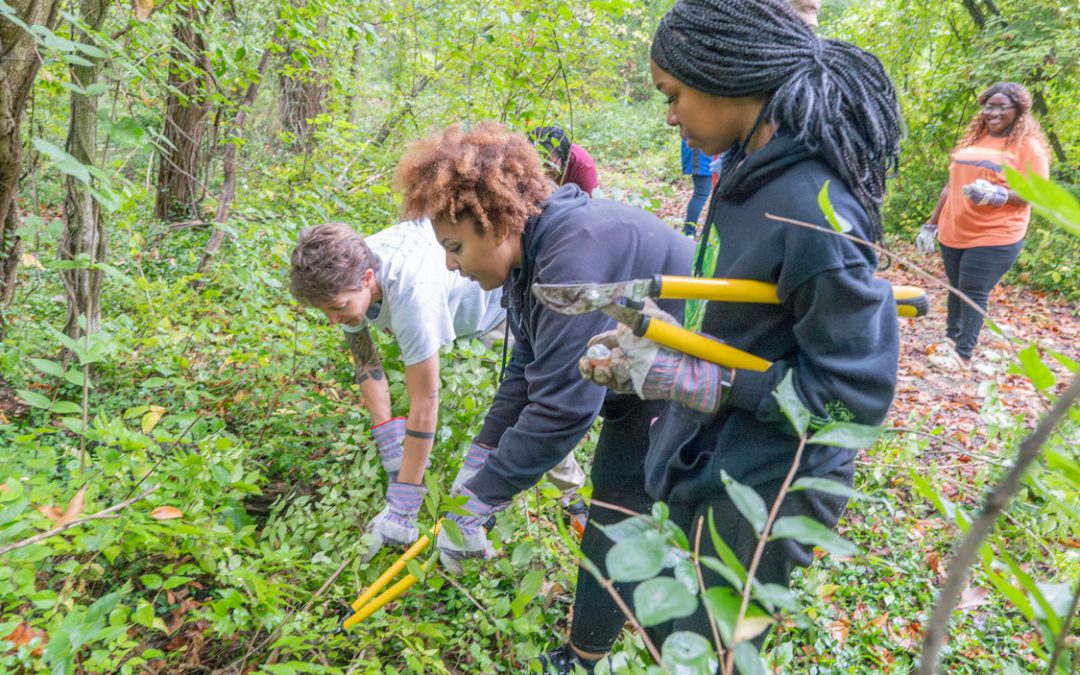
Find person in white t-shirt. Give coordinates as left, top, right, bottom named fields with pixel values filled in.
left=289, top=221, right=585, bottom=561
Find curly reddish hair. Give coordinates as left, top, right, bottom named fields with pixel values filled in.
left=956, top=82, right=1049, bottom=153
left=393, top=122, right=553, bottom=237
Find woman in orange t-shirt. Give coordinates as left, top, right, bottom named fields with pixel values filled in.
left=917, top=83, right=1050, bottom=369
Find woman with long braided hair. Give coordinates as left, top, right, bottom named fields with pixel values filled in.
left=559, top=0, right=904, bottom=671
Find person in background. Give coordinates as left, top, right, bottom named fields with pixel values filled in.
left=288, top=222, right=585, bottom=562
left=916, top=82, right=1050, bottom=371
left=393, top=121, right=692, bottom=675
left=789, top=0, right=821, bottom=26
left=529, top=125, right=599, bottom=197
left=577, top=0, right=902, bottom=670
left=680, top=138, right=715, bottom=237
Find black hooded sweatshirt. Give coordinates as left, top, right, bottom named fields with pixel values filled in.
left=647, top=132, right=899, bottom=505
left=467, top=185, right=693, bottom=506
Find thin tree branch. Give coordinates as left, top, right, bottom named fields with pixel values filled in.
left=0, top=484, right=160, bottom=556
left=919, top=372, right=1080, bottom=675
left=724, top=436, right=807, bottom=674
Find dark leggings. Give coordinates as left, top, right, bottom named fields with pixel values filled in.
left=569, top=397, right=663, bottom=653
left=684, top=174, right=713, bottom=225
left=939, top=240, right=1023, bottom=360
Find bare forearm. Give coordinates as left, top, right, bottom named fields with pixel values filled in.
left=929, top=185, right=948, bottom=224
left=398, top=356, right=441, bottom=484
left=359, top=377, right=392, bottom=426
left=344, top=326, right=391, bottom=422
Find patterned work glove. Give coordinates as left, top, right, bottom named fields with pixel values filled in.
left=436, top=486, right=501, bottom=575
left=359, top=481, right=426, bottom=563
left=371, top=417, right=406, bottom=481
left=962, top=179, right=1008, bottom=207
left=915, top=223, right=938, bottom=254
left=579, top=300, right=732, bottom=414
left=450, top=441, right=493, bottom=495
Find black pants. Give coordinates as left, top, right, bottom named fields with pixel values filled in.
left=939, top=240, right=1023, bottom=360
left=569, top=397, right=663, bottom=654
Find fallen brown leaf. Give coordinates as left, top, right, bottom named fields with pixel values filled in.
left=151, top=505, right=184, bottom=520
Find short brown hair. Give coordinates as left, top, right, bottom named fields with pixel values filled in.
left=393, top=121, right=553, bottom=237
left=289, top=222, right=378, bottom=305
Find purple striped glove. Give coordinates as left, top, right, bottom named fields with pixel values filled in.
left=579, top=300, right=732, bottom=413
left=371, top=417, right=406, bottom=481
left=962, top=179, right=1008, bottom=207
left=437, top=485, right=502, bottom=575
left=360, top=481, right=426, bottom=563
left=450, top=441, right=493, bottom=495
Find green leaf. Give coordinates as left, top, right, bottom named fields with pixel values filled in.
left=1016, top=344, right=1055, bottom=391
left=810, top=422, right=882, bottom=449
left=108, top=117, right=148, bottom=147
left=30, top=358, right=64, bottom=377
left=31, top=138, right=91, bottom=184
left=706, top=507, right=748, bottom=586
left=140, top=574, right=163, bottom=590
left=1043, top=449, right=1080, bottom=486
left=702, top=586, right=774, bottom=645
left=17, top=389, right=51, bottom=409
left=661, top=632, right=718, bottom=673
left=596, top=514, right=653, bottom=543
left=633, top=577, right=698, bottom=627
left=733, top=641, right=768, bottom=675
left=1004, top=167, right=1080, bottom=238
left=721, top=471, right=767, bottom=534
left=790, top=477, right=877, bottom=501
left=510, top=569, right=543, bottom=617
left=606, top=531, right=666, bottom=582
left=770, top=516, right=859, bottom=556
left=50, top=400, right=83, bottom=415
left=772, top=371, right=809, bottom=435
left=752, top=582, right=798, bottom=613
left=817, top=180, right=854, bottom=233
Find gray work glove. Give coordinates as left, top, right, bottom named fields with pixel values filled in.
left=359, top=481, right=425, bottom=563
left=371, top=417, right=406, bottom=481
left=450, top=441, right=493, bottom=495
left=963, top=179, right=1008, bottom=207
left=436, top=485, right=501, bottom=575
left=915, top=223, right=938, bottom=254
left=578, top=300, right=731, bottom=414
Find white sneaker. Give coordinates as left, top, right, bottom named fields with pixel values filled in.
left=928, top=340, right=971, bottom=372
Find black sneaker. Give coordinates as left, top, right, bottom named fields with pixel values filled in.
left=534, top=645, right=607, bottom=674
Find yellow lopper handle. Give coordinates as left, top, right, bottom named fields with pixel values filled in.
left=640, top=318, right=772, bottom=372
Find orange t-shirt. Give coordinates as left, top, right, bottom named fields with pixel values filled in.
left=938, top=134, right=1050, bottom=248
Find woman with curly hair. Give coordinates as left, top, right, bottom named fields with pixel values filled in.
left=394, top=121, right=692, bottom=671
left=917, top=82, right=1051, bottom=370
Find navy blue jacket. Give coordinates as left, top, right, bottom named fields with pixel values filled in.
left=468, top=185, right=693, bottom=505
left=647, top=133, right=899, bottom=504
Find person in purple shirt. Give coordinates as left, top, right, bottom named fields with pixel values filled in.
left=529, top=126, right=598, bottom=197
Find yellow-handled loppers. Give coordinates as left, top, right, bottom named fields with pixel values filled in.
left=532, top=275, right=928, bottom=373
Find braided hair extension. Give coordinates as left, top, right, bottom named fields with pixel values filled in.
left=651, top=0, right=903, bottom=240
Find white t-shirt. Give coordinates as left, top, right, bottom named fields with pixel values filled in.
left=344, top=220, right=505, bottom=366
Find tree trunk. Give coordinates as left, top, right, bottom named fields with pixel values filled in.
left=0, top=0, right=63, bottom=324
left=278, top=14, right=327, bottom=148
left=59, top=0, right=108, bottom=342
left=196, top=43, right=274, bottom=278
left=154, top=0, right=211, bottom=221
